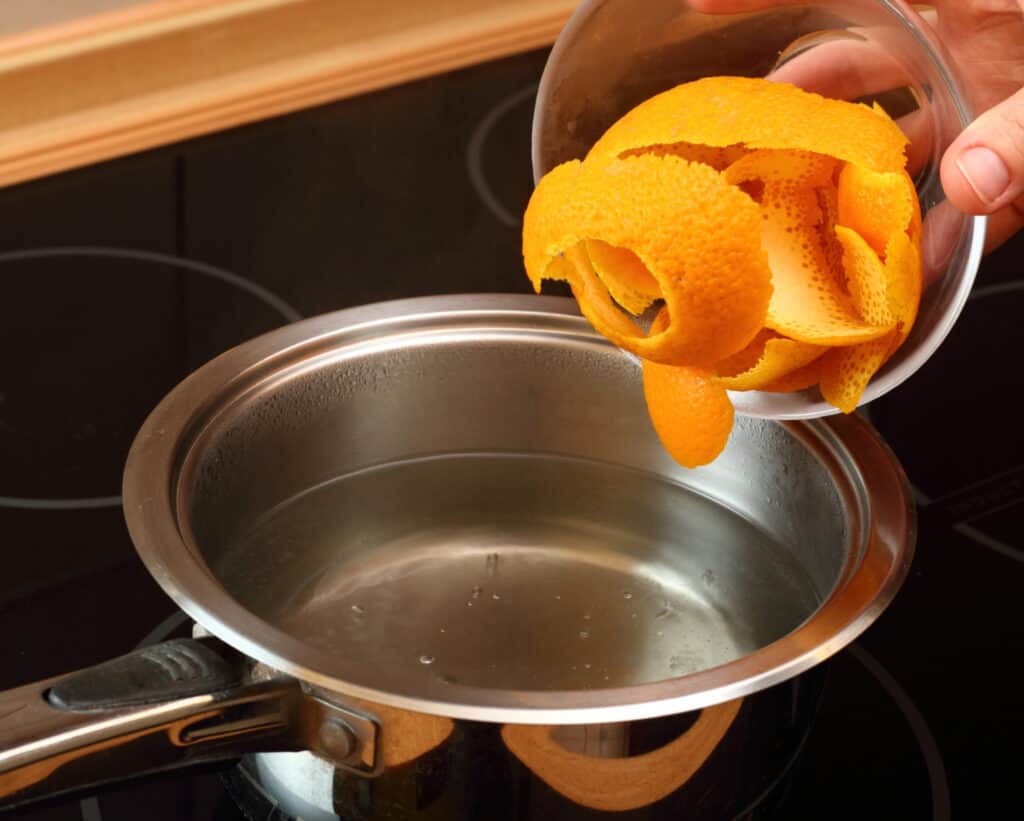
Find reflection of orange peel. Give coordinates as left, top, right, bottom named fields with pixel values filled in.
left=501, top=698, right=743, bottom=813
left=522, top=76, right=921, bottom=467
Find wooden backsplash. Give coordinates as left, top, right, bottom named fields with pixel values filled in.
left=0, top=0, right=576, bottom=188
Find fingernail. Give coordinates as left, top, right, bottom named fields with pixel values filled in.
left=956, top=146, right=1010, bottom=206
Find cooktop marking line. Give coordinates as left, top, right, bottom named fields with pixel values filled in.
left=466, top=83, right=537, bottom=228
left=849, top=644, right=951, bottom=821
left=0, top=245, right=302, bottom=513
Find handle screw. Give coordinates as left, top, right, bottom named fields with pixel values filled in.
left=318, top=718, right=357, bottom=761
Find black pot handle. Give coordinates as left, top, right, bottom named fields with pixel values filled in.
left=0, top=637, right=378, bottom=810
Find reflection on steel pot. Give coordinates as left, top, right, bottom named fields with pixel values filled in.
left=0, top=296, right=914, bottom=818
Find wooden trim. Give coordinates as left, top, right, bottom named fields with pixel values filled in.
left=0, top=0, right=575, bottom=188
left=0, top=2, right=300, bottom=67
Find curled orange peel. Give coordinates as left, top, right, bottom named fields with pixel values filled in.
left=585, top=239, right=661, bottom=316
left=820, top=227, right=896, bottom=412
left=724, top=149, right=837, bottom=189
left=621, top=141, right=750, bottom=171
left=642, top=310, right=733, bottom=467
left=716, top=329, right=828, bottom=392
left=759, top=358, right=824, bottom=394
left=521, top=76, right=924, bottom=466
left=884, top=229, right=923, bottom=350
left=758, top=183, right=893, bottom=345
left=643, top=359, right=734, bottom=468
left=587, top=77, right=908, bottom=172
left=524, top=153, right=772, bottom=366
left=837, top=163, right=916, bottom=256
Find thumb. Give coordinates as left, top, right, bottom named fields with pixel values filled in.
left=941, top=86, right=1024, bottom=215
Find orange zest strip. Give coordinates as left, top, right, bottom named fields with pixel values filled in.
left=837, top=163, right=916, bottom=256
left=758, top=183, right=893, bottom=345
left=585, top=239, right=661, bottom=316
left=587, top=77, right=908, bottom=172
left=716, top=329, right=828, bottom=391
left=524, top=153, right=772, bottom=366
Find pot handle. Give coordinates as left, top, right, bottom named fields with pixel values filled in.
left=0, top=637, right=305, bottom=809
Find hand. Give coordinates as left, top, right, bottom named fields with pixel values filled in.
left=689, top=0, right=1024, bottom=254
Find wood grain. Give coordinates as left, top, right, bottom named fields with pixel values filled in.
left=0, top=0, right=575, bottom=188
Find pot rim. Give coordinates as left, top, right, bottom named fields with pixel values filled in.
left=123, top=294, right=915, bottom=724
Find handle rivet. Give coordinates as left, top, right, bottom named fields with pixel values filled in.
left=318, top=718, right=357, bottom=761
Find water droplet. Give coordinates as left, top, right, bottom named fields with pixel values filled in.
left=701, top=569, right=716, bottom=586
left=472, top=585, right=482, bottom=599
left=582, top=612, right=592, bottom=621
left=439, top=627, right=446, bottom=633
left=555, top=595, right=561, bottom=600
left=492, top=593, right=501, bottom=600
left=579, top=630, right=590, bottom=639
left=669, top=655, right=683, bottom=671
left=466, top=601, right=474, bottom=607
left=631, top=612, right=638, bottom=619
left=622, top=591, right=633, bottom=599
left=486, top=553, right=500, bottom=574
left=350, top=604, right=365, bottom=615
left=584, top=663, right=591, bottom=670
left=657, top=630, right=664, bottom=637
left=419, top=655, right=435, bottom=665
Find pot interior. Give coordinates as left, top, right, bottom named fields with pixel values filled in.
left=177, top=301, right=859, bottom=696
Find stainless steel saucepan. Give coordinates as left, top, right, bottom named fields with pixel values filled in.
left=0, top=295, right=914, bottom=818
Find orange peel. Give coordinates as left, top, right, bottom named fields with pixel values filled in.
left=642, top=310, right=733, bottom=467
left=587, top=77, right=908, bottom=172
left=523, top=159, right=586, bottom=292
left=759, top=358, right=824, bottom=393
left=884, top=228, right=923, bottom=352
left=643, top=359, right=734, bottom=468
left=522, top=76, right=925, bottom=464
left=835, top=225, right=891, bottom=325
left=819, top=227, right=894, bottom=412
left=758, top=183, right=893, bottom=345
left=819, top=339, right=892, bottom=413
left=523, top=153, right=772, bottom=365
left=816, top=184, right=846, bottom=283
left=584, top=239, right=661, bottom=316
left=837, top=163, right=916, bottom=256
left=716, top=329, right=828, bottom=392
left=724, top=149, right=837, bottom=189
left=622, top=141, right=750, bottom=171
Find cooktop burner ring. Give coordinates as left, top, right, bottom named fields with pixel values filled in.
left=0, top=246, right=302, bottom=514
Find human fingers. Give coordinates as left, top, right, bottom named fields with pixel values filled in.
left=983, top=202, right=1024, bottom=254
left=941, top=86, right=1024, bottom=218
left=688, top=0, right=803, bottom=12
left=920, top=198, right=1021, bottom=289
left=769, top=36, right=911, bottom=100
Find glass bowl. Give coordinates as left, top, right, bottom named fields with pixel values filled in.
left=532, top=0, right=985, bottom=419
